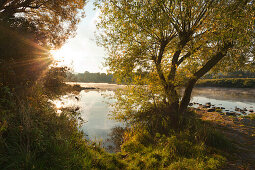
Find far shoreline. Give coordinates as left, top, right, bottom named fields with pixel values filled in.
left=66, top=81, right=255, bottom=90
left=66, top=82, right=126, bottom=90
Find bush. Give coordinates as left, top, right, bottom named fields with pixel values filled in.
left=43, top=67, right=69, bottom=95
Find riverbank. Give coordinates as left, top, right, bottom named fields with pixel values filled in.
left=44, top=84, right=255, bottom=169
left=193, top=108, right=255, bottom=169
left=67, top=78, right=255, bottom=91
left=196, top=78, right=255, bottom=88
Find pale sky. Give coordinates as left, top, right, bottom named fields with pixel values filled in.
left=52, top=0, right=106, bottom=73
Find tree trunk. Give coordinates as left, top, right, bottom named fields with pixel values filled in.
left=179, top=79, right=197, bottom=114
left=164, top=85, right=180, bottom=117
left=178, top=42, right=233, bottom=114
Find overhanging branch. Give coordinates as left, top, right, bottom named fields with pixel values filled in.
left=193, top=42, right=233, bottom=79
left=179, top=42, right=233, bottom=114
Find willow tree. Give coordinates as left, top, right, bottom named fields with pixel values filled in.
left=96, top=0, right=254, bottom=117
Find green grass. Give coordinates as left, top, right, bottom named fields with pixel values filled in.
left=0, top=86, right=126, bottom=169
left=113, top=108, right=233, bottom=169
left=0, top=85, right=236, bottom=169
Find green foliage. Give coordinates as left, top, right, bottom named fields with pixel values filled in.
left=0, top=1, right=128, bottom=169
left=96, top=0, right=255, bottom=114
left=110, top=86, right=167, bottom=127
left=168, top=156, right=226, bottom=170
left=196, top=78, right=255, bottom=88
left=0, top=20, right=52, bottom=88
left=43, top=66, right=71, bottom=96
left=117, top=114, right=230, bottom=169
left=119, top=125, right=228, bottom=169
left=0, top=0, right=86, bottom=49
left=0, top=0, right=86, bottom=90
left=242, top=114, right=255, bottom=120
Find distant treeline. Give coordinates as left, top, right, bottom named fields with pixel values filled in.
left=203, top=71, right=255, bottom=79
left=66, top=71, right=255, bottom=86
left=66, top=71, right=115, bottom=83
left=196, top=78, right=255, bottom=88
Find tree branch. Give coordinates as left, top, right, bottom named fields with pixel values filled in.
left=193, top=42, right=233, bottom=79
left=157, top=34, right=176, bottom=64
left=152, top=41, right=169, bottom=86
left=167, top=35, right=192, bottom=81
left=0, top=0, right=9, bottom=11
left=167, top=50, right=181, bottom=81
left=179, top=42, right=233, bottom=114
left=177, top=45, right=202, bottom=66
left=191, top=0, right=214, bottom=31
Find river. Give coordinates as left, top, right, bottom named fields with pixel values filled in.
left=54, top=83, right=255, bottom=151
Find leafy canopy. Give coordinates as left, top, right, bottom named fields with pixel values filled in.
left=96, top=0, right=254, bottom=116
left=0, top=0, right=86, bottom=49
left=0, top=0, right=86, bottom=87
left=97, top=0, right=254, bottom=83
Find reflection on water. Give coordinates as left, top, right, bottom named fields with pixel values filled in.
left=78, top=91, right=124, bottom=141
left=54, top=86, right=255, bottom=151
left=105, top=126, right=126, bottom=153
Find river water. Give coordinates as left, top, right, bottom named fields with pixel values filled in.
left=54, top=84, right=255, bottom=150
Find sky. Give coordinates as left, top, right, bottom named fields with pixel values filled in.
left=52, top=0, right=106, bottom=73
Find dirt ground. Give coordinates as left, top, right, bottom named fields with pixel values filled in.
left=195, top=109, right=255, bottom=169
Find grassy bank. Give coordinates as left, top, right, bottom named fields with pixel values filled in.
left=2, top=84, right=252, bottom=169
left=0, top=86, right=126, bottom=169
left=1, top=75, right=253, bottom=169
left=196, top=78, right=255, bottom=88
left=114, top=108, right=234, bottom=169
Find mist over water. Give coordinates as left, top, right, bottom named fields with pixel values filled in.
left=191, top=88, right=255, bottom=114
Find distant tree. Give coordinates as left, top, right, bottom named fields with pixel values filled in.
left=96, top=0, right=254, bottom=118
left=202, top=71, right=255, bottom=79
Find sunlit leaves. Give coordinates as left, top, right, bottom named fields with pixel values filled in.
left=0, top=0, right=86, bottom=49
left=96, top=0, right=254, bottom=115
left=97, top=0, right=254, bottom=81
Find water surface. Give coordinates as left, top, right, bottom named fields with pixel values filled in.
left=55, top=85, right=255, bottom=147
left=191, top=88, right=254, bottom=114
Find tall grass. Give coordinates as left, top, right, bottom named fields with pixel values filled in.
left=0, top=86, right=125, bottom=169
left=115, top=107, right=232, bottom=169
left=0, top=83, right=235, bottom=169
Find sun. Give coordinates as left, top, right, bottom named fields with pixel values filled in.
left=50, top=47, right=74, bottom=67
